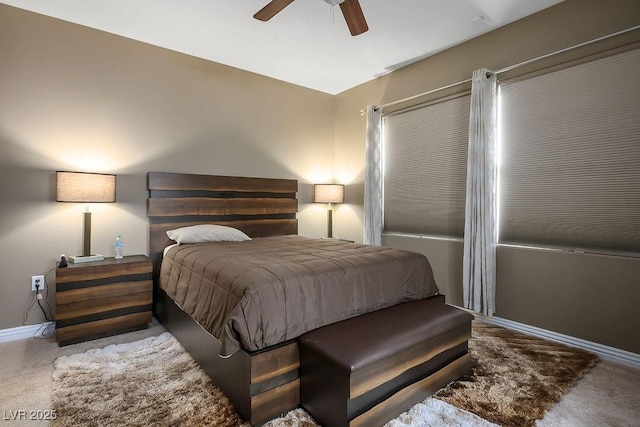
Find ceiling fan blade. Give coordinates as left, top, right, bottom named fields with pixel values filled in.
left=339, top=0, right=368, bottom=36
left=254, top=0, right=295, bottom=21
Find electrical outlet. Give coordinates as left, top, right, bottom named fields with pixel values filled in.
left=31, top=275, right=45, bottom=292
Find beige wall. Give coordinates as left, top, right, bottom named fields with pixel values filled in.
left=0, top=5, right=335, bottom=330
left=334, top=0, right=640, bottom=353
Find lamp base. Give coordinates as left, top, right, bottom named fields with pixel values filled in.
left=69, top=254, right=105, bottom=264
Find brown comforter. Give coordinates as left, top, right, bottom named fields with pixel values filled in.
left=160, top=235, right=439, bottom=356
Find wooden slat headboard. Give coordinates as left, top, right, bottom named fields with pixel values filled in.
left=147, top=172, right=298, bottom=254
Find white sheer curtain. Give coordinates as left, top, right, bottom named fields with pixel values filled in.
left=364, top=105, right=382, bottom=246
left=463, top=69, right=498, bottom=316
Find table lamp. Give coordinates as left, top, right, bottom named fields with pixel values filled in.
left=314, top=184, right=345, bottom=238
left=56, top=171, right=116, bottom=263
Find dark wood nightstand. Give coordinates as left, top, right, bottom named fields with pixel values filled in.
left=55, top=255, right=153, bottom=346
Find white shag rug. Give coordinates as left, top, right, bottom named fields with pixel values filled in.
left=52, top=332, right=496, bottom=426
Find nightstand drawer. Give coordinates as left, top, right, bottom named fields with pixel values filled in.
left=56, top=260, right=152, bottom=285
left=56, top=255, right=152, bottom=346
left=56, top=312, right=152, bottom=344
left=56, top=280, right=151, bottom=305
left=56, top=291, right=152, bottom=323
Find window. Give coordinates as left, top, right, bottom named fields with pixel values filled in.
left=498, top=49, right=640, bottom=255
left=383, top=94, right=470, bottom=238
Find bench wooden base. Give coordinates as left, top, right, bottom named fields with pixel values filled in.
left=351, top=353, right=471, bottom=427
left=300, top=297, right=474, bottom=427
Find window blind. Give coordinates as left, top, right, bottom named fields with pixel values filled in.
left=383, top=94, right=470, bottom=238
left=499, top=48, right=640, bottom=255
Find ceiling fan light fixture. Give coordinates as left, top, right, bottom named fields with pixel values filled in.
left=323, top=0, right=346, bottom=5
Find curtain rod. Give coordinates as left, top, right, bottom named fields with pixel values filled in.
left=364, top=24, right=639, bottom=115
left=368, top=78, right=472, bottom=113
left=488, top=24, right=639, bottom=76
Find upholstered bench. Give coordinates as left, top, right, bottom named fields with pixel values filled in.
left=299, top=295, right=474, bottom=427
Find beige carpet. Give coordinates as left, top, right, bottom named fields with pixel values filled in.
left=52, top=333, right=243, bottom=426
left=51, top=323, right=597, bottom=426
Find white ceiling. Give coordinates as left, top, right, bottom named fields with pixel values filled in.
left=1, top=0, right=562, bottom=94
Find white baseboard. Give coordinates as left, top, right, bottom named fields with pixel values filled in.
left=473, top=313, right=640, bottom=370
left=0, top=322, right=55, bottom=343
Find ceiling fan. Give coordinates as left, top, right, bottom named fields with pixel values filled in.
left=254, top=0, right=369, bottom=36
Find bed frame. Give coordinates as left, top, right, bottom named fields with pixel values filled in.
left=147, top=171, right=471, bottom=426
left=147, top=171, right=300, bottom=425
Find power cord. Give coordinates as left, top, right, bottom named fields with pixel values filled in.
left=33, top=321, right=56, bottom=340
left=22, top=266, right=56, bottom=339
left=41, top=267, right=56, bottom=321
left=22, top=294, right=38, bottom=325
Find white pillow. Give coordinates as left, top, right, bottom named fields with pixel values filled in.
left=166, top=224, right=251, bottom=244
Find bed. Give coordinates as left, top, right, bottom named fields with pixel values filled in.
left=147, top=171, right=459, bottom=425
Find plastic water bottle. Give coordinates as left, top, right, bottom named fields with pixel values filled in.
left=115, top=236, right=124, bottom=259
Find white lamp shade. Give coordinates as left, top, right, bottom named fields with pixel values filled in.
left=314, top=184, right=345, bottom=204
left=56, top=171, right=116, bottom=203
